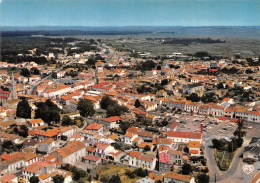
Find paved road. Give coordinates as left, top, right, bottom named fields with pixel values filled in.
left=204, top=138, right=250, bottom=183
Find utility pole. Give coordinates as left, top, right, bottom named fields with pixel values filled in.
left=215, top=174, right=217, bottom=182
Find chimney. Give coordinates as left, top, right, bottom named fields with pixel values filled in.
left=200, top=123, right=203, bottom=135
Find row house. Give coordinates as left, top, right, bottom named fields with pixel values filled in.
left=40, top=85, right=71, bottom=98
left=161, top=98, right=186, bottom=110
left=91, top=84, right=112, bottom=93
left=137, top=131, right=157, bottom=142
left=188, top=141, right=201, bottom=156
left=153, top=138, right=173, bottom=148
left=27, top=118, right=44, bottom=128
left=159, top=151, right=171, bottom=173
left=24, top=152, right=39, bottom=167
left=224, top=107, right=235, bottom=118
left=83, top=154, right=102, bottom=165
left=69, top=133, right=85, bottom=142
left=95, top=143, right=115, bottom=159
left=184, top=101, right=200, bottom=113
left=107, top=149, right=124, bottom=162
left=2, top=152, right=25, bottom=172
left=207, top=103, right=225, bottom=116
left=138, top=154, right=156, bottom=170
left=58, top=126, right=78, bottom=138
left=168, top=150, right=184, bottom=165
left=124, top=151, right=156, bottom=170
left=124, top=132, right=138, bottom=145
left=248, top=111, right=260, bottom=123
left=99, top=116, right=121, bottom=129
left=85, top=123, right=104, bottom=134
left=36, top=138, right=55, bottom=154
left=22, top=162, right=55, bottom=180
left=182, top=83, right=204, bottom=95
left=79, top=130, right=99, bottom=141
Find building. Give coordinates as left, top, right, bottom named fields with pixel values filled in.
left=188, top=141, right=201, bottom=156
left=53, top=141, right=86, bottom=164
left=37, top=138, right=55, bottom=154
left=27, top=119, right=44, bottom=128
left=167, top=131, right=202, bottom=143
left=99, top=116, right=121, bottom=128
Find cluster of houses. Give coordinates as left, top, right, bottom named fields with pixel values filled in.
left=0, top=40, right=259, bottom=183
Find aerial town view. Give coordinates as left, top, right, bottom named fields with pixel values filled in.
left=0, top=0, right=259, bottom=183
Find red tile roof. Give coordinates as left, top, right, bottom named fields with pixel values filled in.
left=167, top=131, right=201, bottom=139
left=83, top=154, right=101, bottom=162
left=85, top=123, right=103, bottom=130
left=101, top=116, right=121, bottom=123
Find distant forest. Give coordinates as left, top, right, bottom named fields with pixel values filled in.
left=146, top=37, right=226, bottom=45
left=0, top=30, right=153, bottom=37
left=0, top=37, right=98, bottom=64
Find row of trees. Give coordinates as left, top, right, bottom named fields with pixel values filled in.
left=185, top=92, right=219, bottom=103
left=20, top=68, right=40, bottom=77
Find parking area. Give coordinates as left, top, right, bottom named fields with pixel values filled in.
left=171, top=113, right=238, bottom=139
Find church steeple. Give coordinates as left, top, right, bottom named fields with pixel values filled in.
left=10, top=72, right=17, bottom=99
left=94, top=67, right=99, bottom=84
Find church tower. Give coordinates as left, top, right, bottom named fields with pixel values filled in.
left=10, top=72, right=17, bottom=99
left=94, top=68, right=99, bottom=84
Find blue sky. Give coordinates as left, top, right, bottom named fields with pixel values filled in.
left=0, top=0, right=259, bottom=26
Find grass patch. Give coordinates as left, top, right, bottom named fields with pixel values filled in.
left=98, top=164, right=143, bottom=183
left=214, top=149, right=234, bottom=171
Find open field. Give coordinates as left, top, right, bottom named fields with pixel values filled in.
left=98, top=164, right=143, bottom=183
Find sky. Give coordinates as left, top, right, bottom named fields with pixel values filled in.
left=0, top=0, right=259, bottom=27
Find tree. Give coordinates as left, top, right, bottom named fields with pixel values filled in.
left=86, top=57, right=97, bottom=66
left=228, top=138, right=238, bottom=152
left=18, top=125, right=28, bottom=137
left=186, top=93, right=200, bottom=102
left=35, top=99, right=60, bottom=125
left=143, top=145, right=151, bottom=152
left=233, top=119, right=246, bottom=138
left=20, top=68, right=31, bottom=77
left=107, top=104, right=128, bottom=117
left=53, top=175, right=64, bottom=183
left=100, top=96, right=117, bottom=110
left=196, top=173, right=209, bottom=183
left=51, top=72, right=57, bottom=79
left=134, top=168, right=148, bottom=177
left=212, top=139, right=221, bottom=149
left=161, top=79, right=168, bottom=85
left=236, top=137, right=243, bottom=147
left=119, top=121, right=130, bottom=133
left=182, top=163, right=192, bottom=175
left=2, top=140, right=14, bottom=149
left=156, top=65, right=161, bottom=70
left=184, top=146, right=189, bottom=153
left=194, top=51, right=208, bottom=58
left=77, top=99, right=95, bottom=117
left=61, top=115, right=73, bottom=126
left=16, top=98, right=31, bottom=118
left=141, top=60, right=156, bottom=70
left=32, top=68, right=40, bottom=75
left=134, top=99, right=141, bottom=108
left=108, top=174, right=121, bottom=183
left=29, top=175, right=39, bottom=183
left=217, top=83, right=224, bottom=89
